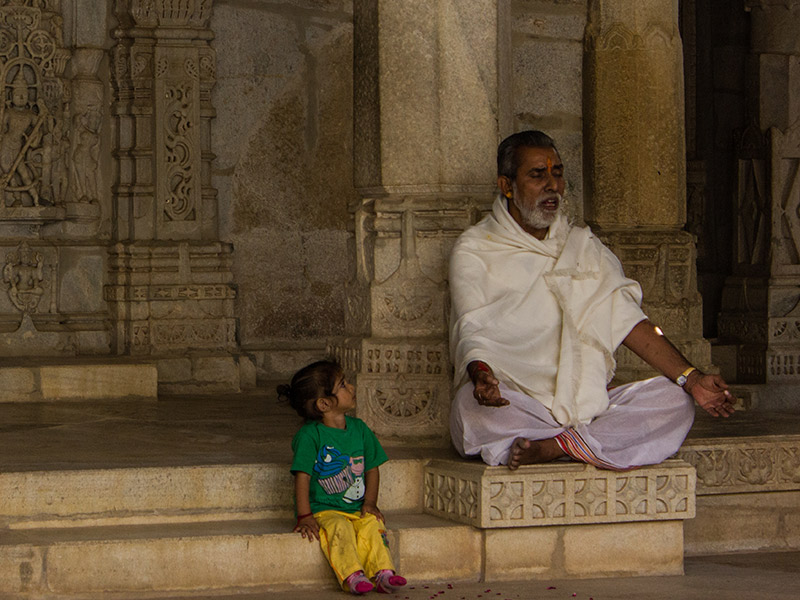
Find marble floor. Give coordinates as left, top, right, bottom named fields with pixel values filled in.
left=1, top=388, right=799, bottom=471
left=151, top=551, right=800, bottom=600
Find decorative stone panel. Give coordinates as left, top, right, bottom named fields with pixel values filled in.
left=112, top=0, right=217, bottom=242
left=424, top=459, right=696, bottom=529
left=328, top=337, right=450, bottom=440
left=678, top=435, right=800, bottom=495
left=105, top=241, right=236, bottom=355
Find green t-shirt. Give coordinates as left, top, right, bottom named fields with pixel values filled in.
left=291, top=416, right=388, bottom=514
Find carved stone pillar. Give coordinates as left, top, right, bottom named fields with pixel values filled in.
left=717, top=1, right=800, bottom=383
left=584, top=0, right=711, bottom=382
left=330, top=0, right=508, bottom=439
left=109, top=1, right=237, bottom=367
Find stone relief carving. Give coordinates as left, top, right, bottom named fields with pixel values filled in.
left=0, top=0, right=69, bottom=214
left=424, top=459, right=696, bottom=528
left=677, top=438, right=800, bottom=494
left=114, top=1, right=214, bottom=241
left=69, top=104, right=100, bottom=203
left=2, top=241, right=44, bottom=311
left=364, top=374, right=440, bottom=425
left=162, top=83, right=195, bottom=222
left=371, top=207, right=446, bottom=337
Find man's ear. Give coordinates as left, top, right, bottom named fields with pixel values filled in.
left=498, top=176, right=513, bottom=198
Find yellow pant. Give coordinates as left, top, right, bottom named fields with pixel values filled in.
left=314, top=510, right=395, bottom=590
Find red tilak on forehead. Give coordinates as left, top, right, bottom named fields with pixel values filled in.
left=546, top=157, right=553, bottom=173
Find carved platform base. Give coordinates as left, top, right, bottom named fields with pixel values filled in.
left=424, top=459, right=696, bottom=528
left=424, top=458, right=694, bottom=578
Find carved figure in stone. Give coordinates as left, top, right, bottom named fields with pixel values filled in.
left=70, top=105, right=101, bottom=202
left=279, top=360, right=408, bottom=594
left=0, top=69, right=45, bottom=207
left=449, top=130, right=736, bottom=471
left=3, top=242, right=45, bottom=312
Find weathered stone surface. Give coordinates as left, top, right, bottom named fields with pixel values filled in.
left=156, top=358, right=193, bottom=383
left=685, top=490, right=800, bottom=555
left=393, top=517, right=483, bottom=582
left=562, top=521, right=683, bottom=577
left=484, top=521, right=682, bottom=580
left=39, top=364, right=158, bottom=401
left=0, top=368, right=36, bottom=402
left=424, top=459, right=696, bottom=528
left=513, top=0, right=587, bottom=41
left=483, top=526, right=560, bottom=579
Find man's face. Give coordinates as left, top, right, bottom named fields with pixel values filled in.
left=498, top=146, right=565, bottom=238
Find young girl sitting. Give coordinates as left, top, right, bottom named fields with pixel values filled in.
left=279, top=360, right=407, bottom=595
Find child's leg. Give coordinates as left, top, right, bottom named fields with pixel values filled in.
left=314, top=511, right=366, bottom=591
left=352, top=513, right=398, bottom=579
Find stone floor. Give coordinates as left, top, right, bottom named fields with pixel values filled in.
left=1, top=388, right=799, bottom=598
left=140, top=551, right=800, bottom=600
left=0, top=390, right=455, bottom=471
left=2, top=388, right=800, bottom=472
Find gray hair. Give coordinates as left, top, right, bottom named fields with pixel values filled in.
left=497, top=130, right=558, bottom=179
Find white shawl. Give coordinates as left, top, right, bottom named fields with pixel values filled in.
left=449, top=197, right=646, bottom=427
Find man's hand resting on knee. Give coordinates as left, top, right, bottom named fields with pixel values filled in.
left=468, top=361, right=509, bottom=407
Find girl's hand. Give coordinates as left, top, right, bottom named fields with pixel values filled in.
left=294, top=514, right=320, bottom=541
left=361, top=502, right=385, bottom=523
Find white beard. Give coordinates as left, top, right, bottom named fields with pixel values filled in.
left=512, top=190, right=563, bottom=230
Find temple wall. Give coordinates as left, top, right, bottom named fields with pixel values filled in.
left=210, top=1, right=356, bottom=375
left=1, top=0, right=790, bottom=397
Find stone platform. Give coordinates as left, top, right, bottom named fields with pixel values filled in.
left=0, top=392, right=798, bottom=597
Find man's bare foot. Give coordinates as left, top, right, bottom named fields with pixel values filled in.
left=507, top=437, right=566, bottom=470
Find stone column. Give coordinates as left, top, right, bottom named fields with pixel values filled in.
left=717, top=0, right=800, bottom=383
left=584, top=0, right=711, bottom=381
left=329, top=0, right=509, bottom=439
left=108, top=0, right=241, bottom=391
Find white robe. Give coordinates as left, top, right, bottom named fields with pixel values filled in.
left=449, top=197, right=647, bottom=428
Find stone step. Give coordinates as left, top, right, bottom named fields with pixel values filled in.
left=0, top=361, right=158, bottom=402
left=0, top=513, right=479, bottom=598
left=0, top=460, right=425, bottom=529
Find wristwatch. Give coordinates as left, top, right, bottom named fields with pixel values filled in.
left=676, top=367, right=697, bottom=387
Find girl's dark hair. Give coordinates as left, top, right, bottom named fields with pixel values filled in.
left=497, top=130, right=558, bottom=179
left=277, top=360, right=342, bottom=421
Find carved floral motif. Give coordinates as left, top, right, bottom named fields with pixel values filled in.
left=678, top=438, right=800, bottom=493
left=163, top=83, right=195, bottom=222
